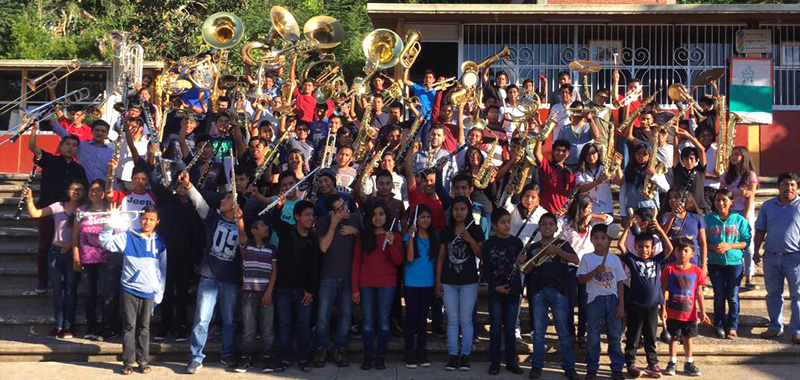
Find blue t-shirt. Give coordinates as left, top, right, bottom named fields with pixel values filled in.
left=557, top=123, right=594, bottom=168
left=621, top=251, right=669, bottom=308
left=403, top=233, right=437, bottom=287
left=411, top=82, right=436, bottom=118
left=755, top=196, right=800, bottom=254
left=659, top=212, right=705, bottom=266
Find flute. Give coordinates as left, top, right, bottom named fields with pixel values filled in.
left=382, top=218, right=397, bottom=251
left=410, top=205, right=419, bottom=238
left=258, top=167, right=320, bottom=216
left=230, top=148, right=238, bottom=222
left=450, top=219, right=476, bottom=246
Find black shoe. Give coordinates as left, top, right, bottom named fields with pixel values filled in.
left=220, top=355, right=237, bottom=369
left=405, top=350, right=417, bottom=369
left=507, top=362, right=523, bottom=374
left=628, top=365, right=642, bottom=378
left=349, top=324, right=362, bottom=337
left=261, top=354, right=277, bottom=373
left=375, top=355, right=387, bottom=370
left=489, top=362, right=501, bottom=375
left=433, top=325, right=446, bottom=337
left=313, top=347, right=327, bottom=367
left=529, top=367, right=542, bottom=379
left=565, top=368, right=580, bottom=380
left=445, top=355, right=458, bottom=371
left=611, top=370, right=625, bottom=380
left=234, top=354, right=253, bottom=373
left=102, top=329, right=121, bottom=341
left=153, top=326, right=168, bottom=341
left=360, top=356, right=374, bottom=370
left=298, top=360, right=312, bottom=372
left=684, top=362, right=701, bottom=376
left=174, top=325, right=189, bottom=342
left=417, top=349, right=431, bottom=367
left=585, top=370, right=598, bottom=380
left=458, top=355, right=470, bottom=371
left=664, top=362, right=677, bottom=376
left=714, top=327, right=726, bottom=339
left=644, top=364, right=662, bottom=378
left=332, top=347, right=349, bottom=367
left=84, top=326, right=99, bottom=340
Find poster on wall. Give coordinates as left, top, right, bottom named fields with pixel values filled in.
left=729, top=58, right=773, bottom=124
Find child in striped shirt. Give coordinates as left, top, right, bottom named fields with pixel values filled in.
left=234, top=219, right=278, bottom=373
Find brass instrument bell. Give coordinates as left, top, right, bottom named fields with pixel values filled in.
left=202, top=12, right=245, bottom=50
left=400, top=29, right=422, bottom=69
left=270, top=6, right=300, bottom=43
left=303, top=16, right=344, bottom=50
left=362, top=29, right=404, bottom=72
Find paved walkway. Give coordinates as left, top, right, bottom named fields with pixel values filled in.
left=0, top=361, right=795, bottom=380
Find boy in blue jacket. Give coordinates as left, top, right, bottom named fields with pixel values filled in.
left=99, top=205, right=167, bottom=375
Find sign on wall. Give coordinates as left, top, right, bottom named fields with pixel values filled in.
left=734, top=29, right=772, bottom=55
left=729, top=57, right=773, bottom=124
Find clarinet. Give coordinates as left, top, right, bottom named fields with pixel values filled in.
left=15, top=152, right=41, bottom=220
left=670, top=169, right=697, bottom=238
left=141, top=101, right=169, bottom=186
left=395, top=111, right=429, bottom=166
left=507, top=224, right=542, bottom=285
left=556, top=185, right=581, bottom=217
left=196, top=141, right=222, bottom=188
left=170, top=141, right=208, bottom=191
left=419, top=143, right=469, bottom=178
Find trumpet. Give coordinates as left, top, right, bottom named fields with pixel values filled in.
left=400, top=29, right=422, bottom=69
left=668, top=84, right=706, bottom=123
left=426, top=77, right=456, bottom=92
left=0, top=61, right=81, bottom=116
left=519, top=232, right=568, bottom=274
left=381, top=78, right=404, bottom=106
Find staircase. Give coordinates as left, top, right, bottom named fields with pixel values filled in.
left=0, top=173, right=797, bottom=365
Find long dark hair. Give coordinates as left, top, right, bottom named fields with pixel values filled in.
left=463, top=146, right=484, bottom=172
left=624, top=143, right=649, bottom=186
left=85, top=179, right=111, bottom=210
left=566, top=193, right=593, bottom=232
left=576, top=143, right=601, bottom=174
left=411, top=204, right=439, bottom=261
left=662, top=188, right=700, bottom=214
left=445, top=196, right=474, bottom=239
left=723, top=146, right=756, bottom=190
left=360, top=200, right=393, bottom=253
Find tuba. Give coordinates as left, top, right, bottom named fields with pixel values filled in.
left=202, top=12, right=245, bottom=50
left=400, top=29, right=422, bottom=69
left=362, top=29, right=404, bottom=76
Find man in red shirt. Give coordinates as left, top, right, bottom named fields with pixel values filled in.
left=289, top=57, right=333, bottom=123
left=48, top=83, right=92, bottom=141
left=612, top=71, right=643, bottom=129
left=404, top=149, right=445, bottom=233
left=534, top=138, right=576, bottom=214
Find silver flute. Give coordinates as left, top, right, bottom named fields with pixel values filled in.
left=382, top=218, right=397, bottom=251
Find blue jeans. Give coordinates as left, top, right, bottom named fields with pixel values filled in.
left=530, top=286, right=575, bottom=371
left=763, top=252, right=800, bottom=335
left=315, top=276, right=352, bottom=349
left=442, top=282, right=479, bottom=356
left=709, top=264, right=743, bottom=331
left=48, top=245, right=77, bottom=330
left=585, top=295, right=624, bottom=372
left=276, top=288, right=313, bottom=362
left=189, top=277, right=238, bottom=363
left=360, top=286, right=396, bottom=356
left=489, top=292, right=521, bottom=364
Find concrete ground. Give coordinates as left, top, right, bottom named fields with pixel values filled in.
left=0, top=361, right=796, bottom=380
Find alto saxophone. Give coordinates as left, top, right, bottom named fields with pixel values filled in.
left=357, top=144, right=388, bottom=190
left=640, top=127, right=665, bottom=200
left=473, top=131, right=499, bottom=189
left=353, top=96, right=376, bottom=164
left=714, top=95, right=729, bottom=176
left=602, top=116, right=618, bottom=178
left=617, top=89, right=661, bottom=133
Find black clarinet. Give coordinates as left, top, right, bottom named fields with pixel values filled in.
left=670, top=169, right=697, bottom=238
left=556, top=185, right=581, bottom=217
left=419, top=143, right=469, bottom=178
left=15, top=152, right=41, bottom=220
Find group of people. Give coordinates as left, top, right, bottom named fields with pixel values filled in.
left=20, top=56, right=800, bottom=380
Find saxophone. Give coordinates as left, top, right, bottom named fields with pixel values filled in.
left=250, top=130, right=292, bottom=187
left=602, top=115, right=618, bottom=178
left=640, top=127, right=665, bottom=200
left=357, top=144, right=388, bottom=190
left=714, top=95, right=730, bottom=176
left=473, top=131, right=499, bottom=189
left=395, top=111, right=427, bottom=166
left=353, top=96, right=376, bottom=163
left=617, top=89, right=661, bottom=132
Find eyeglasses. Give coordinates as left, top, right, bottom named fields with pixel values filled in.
left=333, top=202, right=348, bottom=214
left=68, top=187, right=84, bottom=193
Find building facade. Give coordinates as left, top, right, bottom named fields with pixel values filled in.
left=369, top=3, right=800, bottom=176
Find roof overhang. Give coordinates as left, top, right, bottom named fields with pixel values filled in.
left=0, top=60, right=163, bottom=69
left=367, top=3, right=800, bottom=26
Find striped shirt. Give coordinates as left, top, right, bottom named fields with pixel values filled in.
left=241, top=240, right=277, bottom=292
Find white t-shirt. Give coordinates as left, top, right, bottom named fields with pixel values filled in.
left=503, top=202, right=561, bottom=247
left=576, top=252, right=627, bottom=304
left=362, top=172, right=409, bottom=209
left=575, top=165, right=614, bottom=214
left=117, top=136, right=149, bottom=182
left=500, top=104, right=525, bottom=136
left=548, top=102, right=571, bottom=142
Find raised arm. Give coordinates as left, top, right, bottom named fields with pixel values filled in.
left=181, top=172, right=210, bottom=219
left=27, top=125, right=42, bottom=156
left=402, top=67, right=414, bottom=87
left=98, top=226, right=129, bottom=253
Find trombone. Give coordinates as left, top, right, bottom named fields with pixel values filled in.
left=1, top=87, right=91, bottom=146
left=0, top=61, right=82, bottom=116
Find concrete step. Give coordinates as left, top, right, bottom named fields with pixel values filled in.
left=0, top=322, right=798, bottom=363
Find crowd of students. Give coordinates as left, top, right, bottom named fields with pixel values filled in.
left=20, top=62, right=800, bottom=380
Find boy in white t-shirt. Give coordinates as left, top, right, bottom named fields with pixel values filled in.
left=577, top=224, right=627, bottom=380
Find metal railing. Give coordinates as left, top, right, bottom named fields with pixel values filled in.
left=463, top=24, right=800, bottom=108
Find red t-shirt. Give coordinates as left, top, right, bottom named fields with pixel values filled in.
left=442, top=123, right=459, bottom=152
left=661, top=263, right=706, bottom=322
left=616, top=95, right=643, bottom=132
left=59, top=116, right=93, bottom=141
left=293, top=87, right=333, bottom=123
left=408, top=184, right=445, bottom=234
left=539, top=157, right=575, bottom=214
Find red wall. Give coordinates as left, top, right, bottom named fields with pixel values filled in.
left=758, top=110, right=800, bottom=177
left=0, top=135, right=61, bottom=173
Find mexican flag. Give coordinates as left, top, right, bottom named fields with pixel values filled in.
left=729, top=58, right=773, bottom=124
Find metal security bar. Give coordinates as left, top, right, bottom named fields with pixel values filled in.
left=463, top=24, right=800, bottom=108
